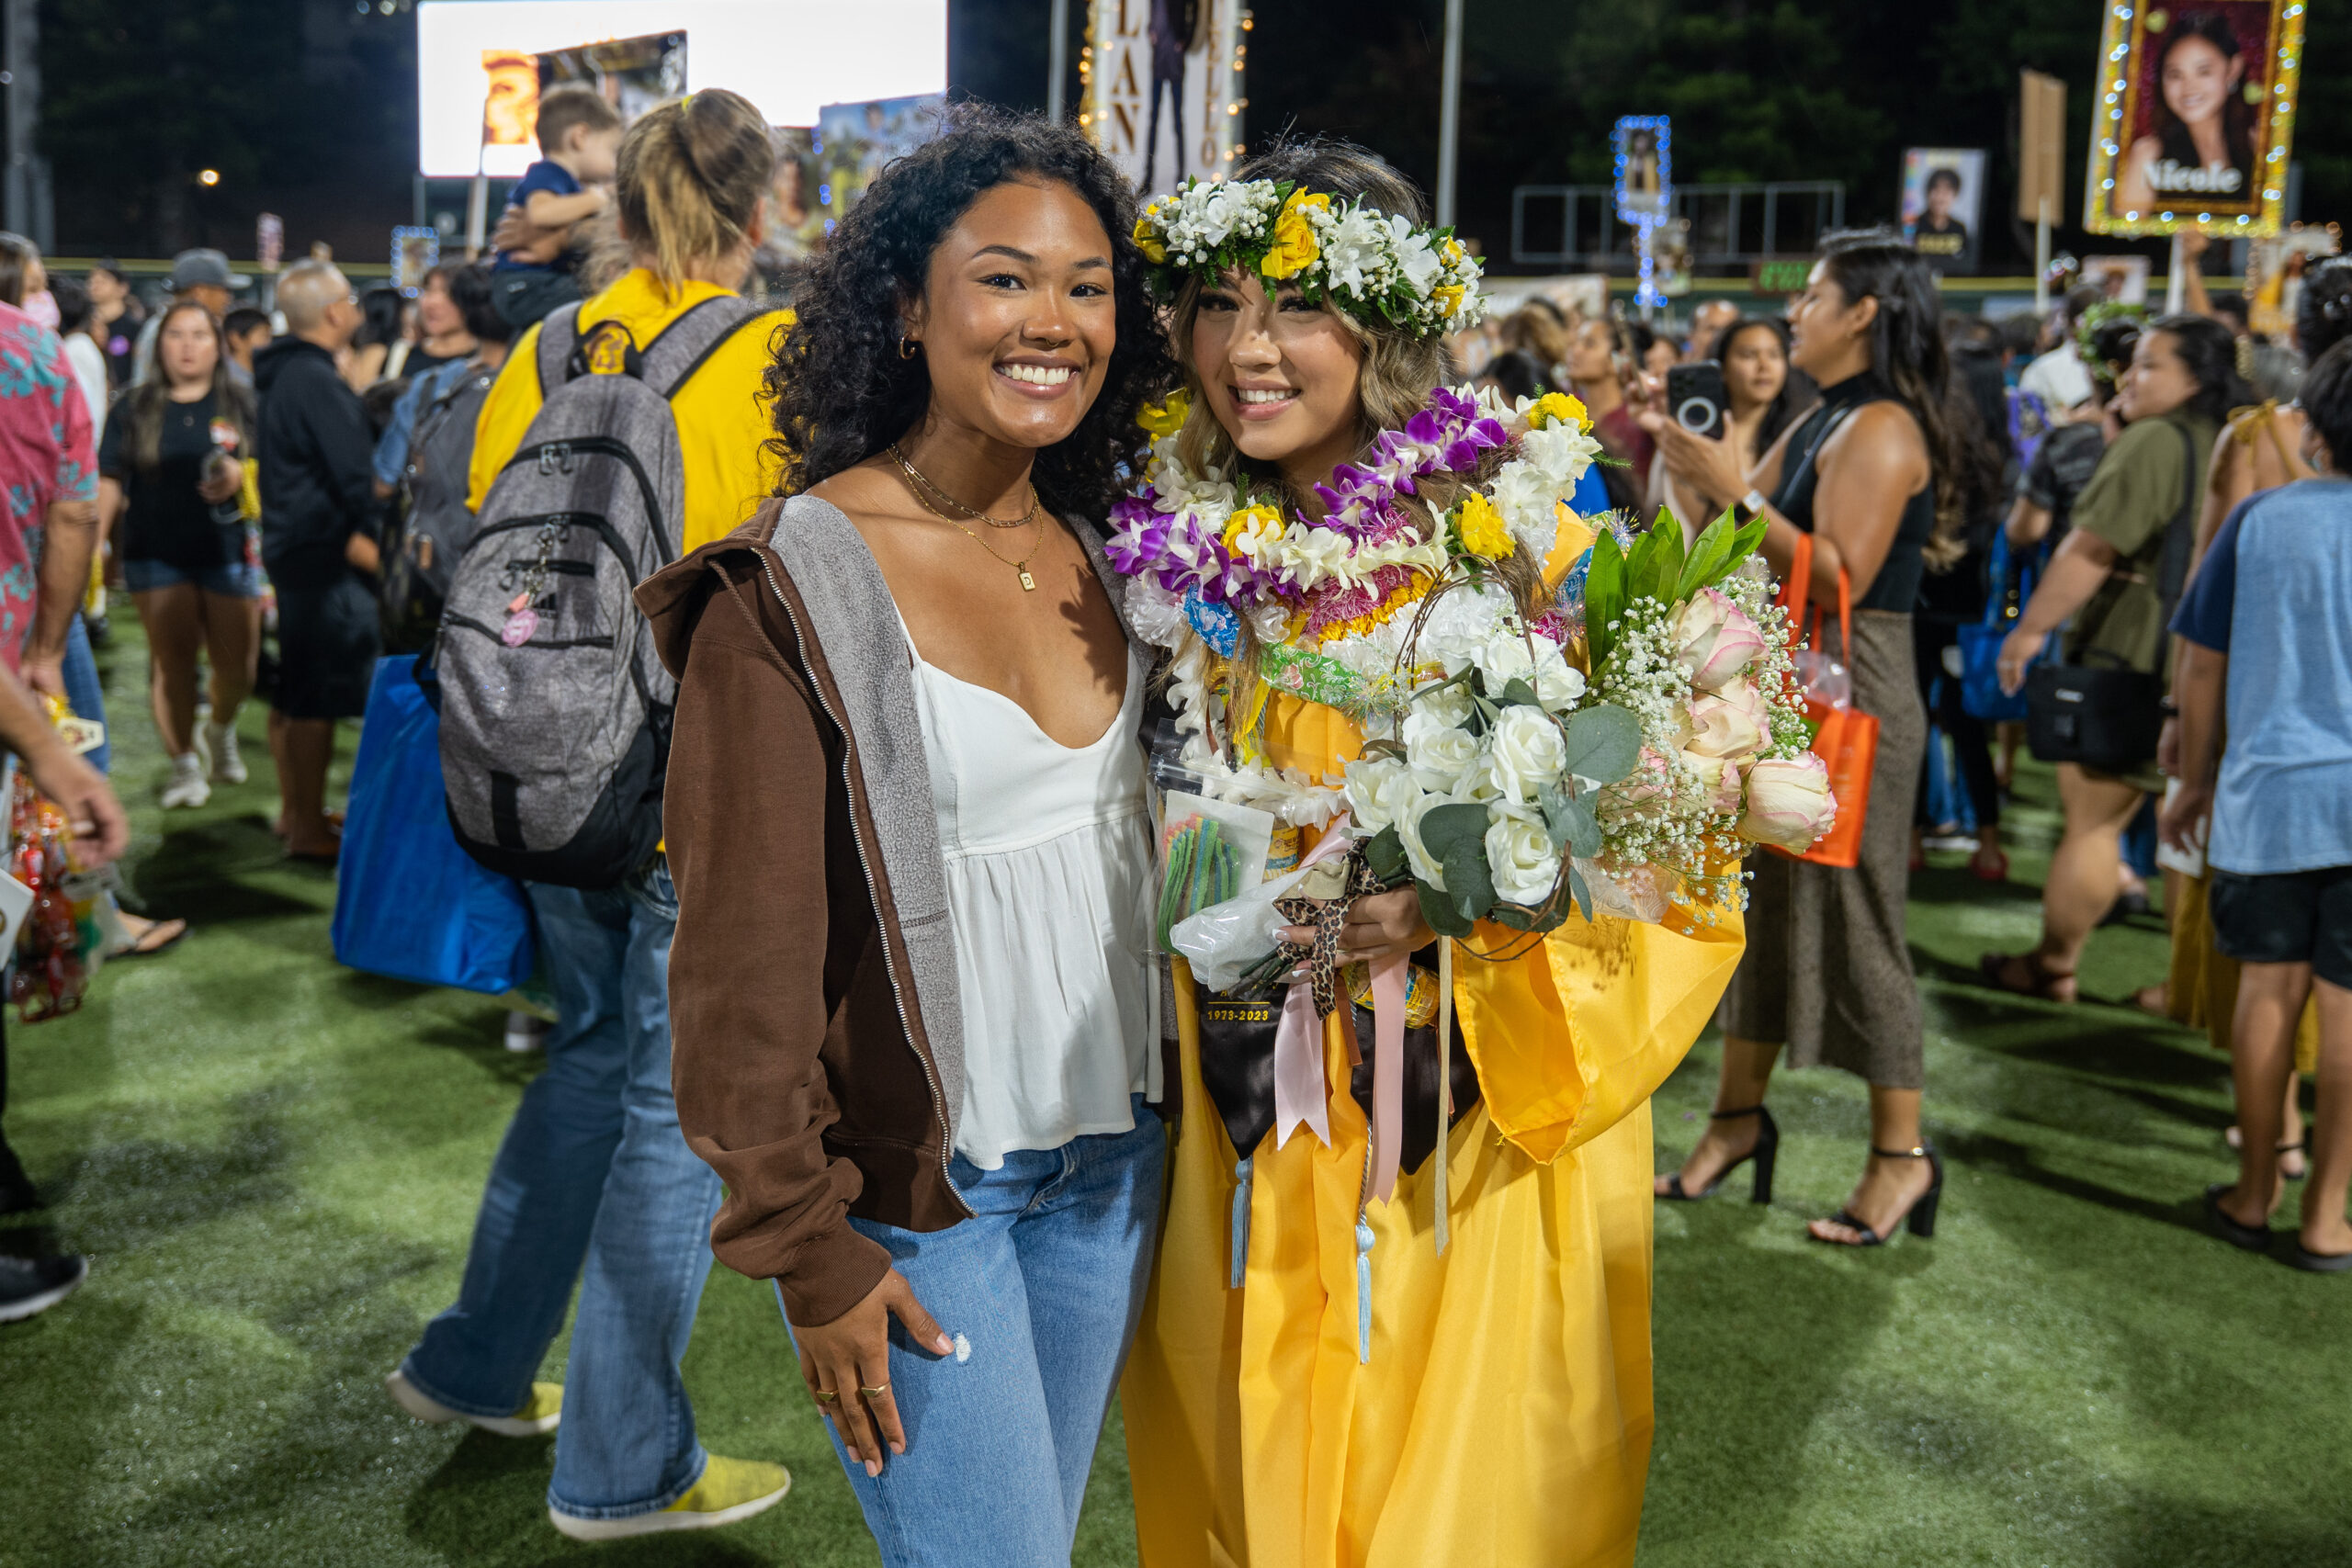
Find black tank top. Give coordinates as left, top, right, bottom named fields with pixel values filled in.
left=1770, top=370, right=1936, bottom=614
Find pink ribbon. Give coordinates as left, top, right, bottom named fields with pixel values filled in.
left=1363, top=953, right=1408, bottom=1206
left=1271, top=814, right=1354, bottom=1151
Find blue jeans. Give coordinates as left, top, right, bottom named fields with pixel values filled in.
left=62, top=615, right=106, bottom=774
left=399, top=861, right=723, bottom=1521
left=781, top=1100, right=1166, bottom=1567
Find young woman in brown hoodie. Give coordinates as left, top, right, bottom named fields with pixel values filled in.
left=640, top=109, right=1177, bottom=1565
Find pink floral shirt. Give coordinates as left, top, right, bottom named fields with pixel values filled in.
left=0, top=300, right=96, bottom=670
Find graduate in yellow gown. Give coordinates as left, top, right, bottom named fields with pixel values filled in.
left=1112, top=144, right=1747, bottom=1568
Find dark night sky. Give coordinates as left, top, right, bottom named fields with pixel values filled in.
left=41, top=0, right=2350, bottom=274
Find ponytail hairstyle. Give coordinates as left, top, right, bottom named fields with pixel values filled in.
left=615, top=89, right=775, bottom=298
left=1815, top=228, right=1969, bottom=570
left=123, top=299, right=254, bottom=472
left=2295, top=255, right=2352, bottom=360
left=2143, top=312, right=2253, bottom=423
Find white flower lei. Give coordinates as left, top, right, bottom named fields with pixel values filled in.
left=1137, top=177, right=1490, bottom=338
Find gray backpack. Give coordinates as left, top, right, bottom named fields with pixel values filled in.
left=435, top=296, right=763, bottom=889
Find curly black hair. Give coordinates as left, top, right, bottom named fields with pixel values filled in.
left=765, top=105, right=1178, bottom=525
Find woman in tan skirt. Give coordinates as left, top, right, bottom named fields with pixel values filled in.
left=1645, top=231, right=1970, bottom=1245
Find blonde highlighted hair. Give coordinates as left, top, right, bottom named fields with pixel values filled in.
left=616, top=89, right=775, bottom=297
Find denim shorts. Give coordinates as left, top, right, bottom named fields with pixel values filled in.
left=122, top=556, right=265, bottom=598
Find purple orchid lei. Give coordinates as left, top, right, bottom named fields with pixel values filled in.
left=1103, top=385, right=1509, bottom=608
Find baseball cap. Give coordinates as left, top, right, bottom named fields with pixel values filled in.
left=169, top=248, right=251, bottom=293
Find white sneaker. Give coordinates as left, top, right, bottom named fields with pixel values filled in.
left=204, top=719, right=246, bottom=784
left=504, top=1011, right=551, bottom=1054
left=160, top=753, right=210, bottom=809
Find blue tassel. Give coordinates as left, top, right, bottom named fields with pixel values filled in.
left=1229, top=1156, right=1253, bottom=1289
left=1355, top=1217, right=1375, bottom=1363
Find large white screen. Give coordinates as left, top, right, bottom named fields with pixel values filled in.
left=416, top=0, right=947, bottom=175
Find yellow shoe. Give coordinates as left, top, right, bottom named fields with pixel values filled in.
left=384, top=1369, right=561, bottom=1438
left=548, top=1455, right=791, bottom=1541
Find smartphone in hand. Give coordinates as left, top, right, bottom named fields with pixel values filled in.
left=1663, top=363, right=1729, bottom=442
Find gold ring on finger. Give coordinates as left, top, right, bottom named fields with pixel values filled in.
left=813, top=1387, right=841, bottom=1404
left=858, top=1382, right=890, bottom=1399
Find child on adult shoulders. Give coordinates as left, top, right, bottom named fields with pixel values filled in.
left=489, top=85, right=623, bottom=333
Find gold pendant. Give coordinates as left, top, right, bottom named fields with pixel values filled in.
left=1018, top=568, right=1036, bottom=592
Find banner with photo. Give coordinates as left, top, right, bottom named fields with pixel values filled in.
left=1083, top=0, right=1246, bottom=199
left=2083, top=0, right=2306, bottom=237
left=1900, top=148, right=1984, bottom=272
left=537, top=31, right=687, bottom=125
left=815, top=95, right=946, bottom=221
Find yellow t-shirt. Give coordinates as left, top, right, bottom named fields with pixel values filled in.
left=467, top=268, right=791, bottom=554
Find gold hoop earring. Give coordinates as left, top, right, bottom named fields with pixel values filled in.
left=899, top=336, right=920, bottom=360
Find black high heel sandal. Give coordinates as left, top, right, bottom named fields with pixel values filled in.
left=1659, top=1105, right=1778, bottom=1205
left=1815, top=1144, right=1943, bottom=1246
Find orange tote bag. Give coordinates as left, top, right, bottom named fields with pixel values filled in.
left=1772, top=532, right=1878, bottom=870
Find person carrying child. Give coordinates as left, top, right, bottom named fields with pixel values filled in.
left=490, top=85, right=624, bottom=333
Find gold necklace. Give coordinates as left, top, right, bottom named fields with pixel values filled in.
left=894, top=461, right=1046, bottom=590
left=888, top=443, right=1040, bottom=529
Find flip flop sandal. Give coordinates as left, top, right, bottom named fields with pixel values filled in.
left=2205, top=1183, right=2273, bottom=1253
left=113, top=918, right=188, bottom=958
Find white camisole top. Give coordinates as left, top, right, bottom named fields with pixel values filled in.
left=899, top=621, right=1154, bottom=1170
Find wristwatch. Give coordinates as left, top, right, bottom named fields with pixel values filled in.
left=1734, top=489, right=1771, bottom=523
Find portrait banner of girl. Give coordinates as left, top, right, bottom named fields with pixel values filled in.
left=2097, top=0, right=2301, bottom=231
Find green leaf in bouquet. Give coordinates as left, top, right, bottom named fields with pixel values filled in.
left=1538, top=782, right=1603, bottom=858
left=1497, top=676, right=1541, bottom=710
left=1566, top=863, right=1595, bottom=923
left=1640, top=512, right=1687, bottom=603
left=1674, top=507, right=1737, bottom=604
left=1417, top=802, right=1491, bottom=866
left=1363, top=824, right=1409, bottom=886
left=1441, top=836, right=1498, bottom=927
left=1358, top=737, right=1407, bottom=762
left=1419, top=877, right=1476, bottom=938
left=1563, top=704, right=1642, bottom=786
left=1585, top=532, right=1626, bottom=666
left=1488, top=902, right=1539, bottom=931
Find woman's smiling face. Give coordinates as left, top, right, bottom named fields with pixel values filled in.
left=905, top=177, right=1118, bottom=452
left=2162, top=34, right=2242, bottom=132
left=1189, top=268, right=1364, bottom=479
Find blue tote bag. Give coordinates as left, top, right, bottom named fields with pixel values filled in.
left=332, top=655, right=535, bottom=994
left=1958, top=531, right=2044, bottom=723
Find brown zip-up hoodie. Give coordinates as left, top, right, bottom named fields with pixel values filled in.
left=638, top=491, right=1145, bottom=1326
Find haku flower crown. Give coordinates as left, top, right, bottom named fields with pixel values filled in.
left=1134, top=177, right=1488, bottom=339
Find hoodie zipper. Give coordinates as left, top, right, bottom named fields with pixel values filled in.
left=754, top=549, right=972, bottom=1219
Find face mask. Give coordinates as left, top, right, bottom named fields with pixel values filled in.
left=24, top=290, right=58, bottom=331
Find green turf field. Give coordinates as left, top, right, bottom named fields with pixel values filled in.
left=2, top=623, right=2346, bottom=1568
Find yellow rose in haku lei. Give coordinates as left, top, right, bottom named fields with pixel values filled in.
left=1261, top=190, right=1329, bottom=280
left=1432, top=284, right=1467, bottom=319
left=1529, top=390, right=1589, bottom=432
left=1134, top=214, right=1169, bottom=265
left=1454, top=492, right=1515, bottom=560
left=1137, top=389, right=1191, bottom=438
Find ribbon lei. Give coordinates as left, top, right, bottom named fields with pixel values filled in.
left=1271, top=814, right=1356, bottom=1150
left=1363, top=953, right=1408, bottom=1207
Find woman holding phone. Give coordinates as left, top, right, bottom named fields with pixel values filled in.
left=1647, top=231, right=1968, bottom=1247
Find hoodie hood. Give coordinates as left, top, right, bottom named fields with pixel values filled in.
left=251, top=334, right=334, bottom=396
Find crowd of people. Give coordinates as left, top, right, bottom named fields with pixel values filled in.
left=0, top=81, right=2345, bottom=1568
left=1466, top=256, right=2352, bottom=1265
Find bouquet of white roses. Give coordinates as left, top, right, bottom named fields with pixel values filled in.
left=1340, top=506, right=1836, bottom=939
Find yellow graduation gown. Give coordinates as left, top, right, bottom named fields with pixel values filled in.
left=1123, top=686, right=1745, bottom=1568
